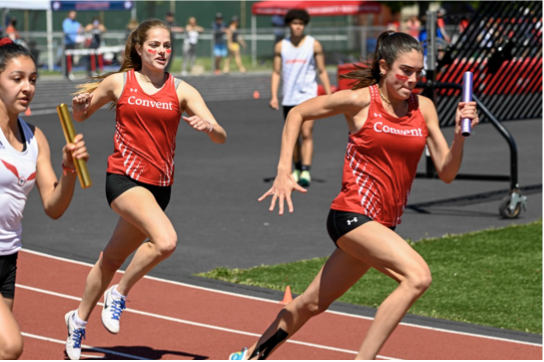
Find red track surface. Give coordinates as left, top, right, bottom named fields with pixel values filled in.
left=14, top=249, right=542, bottom=360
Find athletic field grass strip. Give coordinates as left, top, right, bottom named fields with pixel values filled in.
left=198, top=220, right=542, bottom=334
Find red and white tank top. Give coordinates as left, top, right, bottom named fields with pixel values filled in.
left=108, top=69, right=182, bottom=186
left=331, top=85, right=428, bottom=227
left=0, top=118, right=38, bottom=255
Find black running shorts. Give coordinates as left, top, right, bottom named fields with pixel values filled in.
left=327, top=209, right=396, bottom=247
left=283, top=105, right=295, bottom=120
left=0, top=252, right=18, bottom=299
left=106, top=173, right=171, bottom=211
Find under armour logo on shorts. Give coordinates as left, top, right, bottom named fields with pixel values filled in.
left=346, top=217, right=358, bottom=226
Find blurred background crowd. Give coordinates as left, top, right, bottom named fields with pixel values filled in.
left=0, top=1, right=497, bottom=78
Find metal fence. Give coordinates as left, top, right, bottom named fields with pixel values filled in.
left=433, top=1, right=542, bottom=125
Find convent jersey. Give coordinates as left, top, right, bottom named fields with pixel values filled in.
left=331, top=85, right=428, bottom=227
left=107, top=69, right=182, bottom=186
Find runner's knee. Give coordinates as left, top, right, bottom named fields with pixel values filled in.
left=300, top=128, right=313, bottom=141
left=0, top=334, right=23, bottom=360
left=405, top=267, right=432, bottom=296
left=153, top=233, right=178, bottom=257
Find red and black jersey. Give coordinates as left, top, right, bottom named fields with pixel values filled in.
left=331, top=85, right=428, bottom=227
left=107, top=69, right=182, bottom=186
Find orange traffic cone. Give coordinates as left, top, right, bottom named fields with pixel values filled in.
left=253, top=90, right=260, bottom=99
left=24, top=107, right=32, bottom=116
left=280, top=285, right=293, bottom=304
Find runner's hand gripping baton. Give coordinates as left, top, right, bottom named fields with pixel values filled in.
left=461, top=72, right=473, bottom=137
left=56, top=103, right=92, bottom=188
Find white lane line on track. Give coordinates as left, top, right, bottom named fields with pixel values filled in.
left=21, top=248, right=543, bottom=348
left=16, top=284, right=398, bottom=360
left=21, top=332, right=147, bottom=360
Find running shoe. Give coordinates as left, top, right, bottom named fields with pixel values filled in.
left=101, top=284, right=126, bottom=334
left=229, top=347, right=249, bottom=360
left=291, top=169, right=301, bottom=183
left=299, top=170, right=311, bottom=187
left=65, top=310, right=86, bottom=360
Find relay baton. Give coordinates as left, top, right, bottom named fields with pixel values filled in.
left=461, top=72, right=473, bottom=137
left=56, top=103, right=92, bottom=189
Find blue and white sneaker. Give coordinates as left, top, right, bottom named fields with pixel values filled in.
left=65, top=310, right=86, bottom=360
left=229, top=347, right=249, bottom=360
left=101, top=284, right=126, bottom=334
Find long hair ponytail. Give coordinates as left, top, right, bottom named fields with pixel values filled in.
left=341, top=31, right=423, bottom=90
left=74, top=19, right=170, bottom=104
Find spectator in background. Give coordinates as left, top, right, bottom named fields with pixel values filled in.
left=223, top=16, right=246, bottom=74
left=125, top=18, right=139, bottom=40
left=437, top=8, right=451, bottom=44
left=5, top=17, right=19, bottom=41
left=62, top=10, right=82, bottom=80
left=164, top=11, right=184, bottom=73
left=118, top=18, right=139, bottom=65
left=387, top=10, right=401, bottom=32
left=84, top=16, right=106, bottom=77
left=212, top=12, right=227, bottom=75
left=272, top=14, right=286, bottom=44
left=404, top=15, right=421, bottom=39
left=181, top=16, right=203, bottom=76
left=451, top=16, right=470, bottom=44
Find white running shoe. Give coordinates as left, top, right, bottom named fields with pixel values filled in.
left=229, top=347, right=249, bottom=360
left=65, top=310, right=85, bottom=360
left=291, top=169, right=301, bottom=183
left=101, top=285, right=126, bottom=334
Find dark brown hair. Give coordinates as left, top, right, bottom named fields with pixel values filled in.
left=75, top=19, right=169, bottom=99
left=0, top=39, right=34, bottom=73
left=284, top=9, right=310, bottom=25
left=341, top=31, right=423, bottom=90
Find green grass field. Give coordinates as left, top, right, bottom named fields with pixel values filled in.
left=198, top=220, right=543, bottom=334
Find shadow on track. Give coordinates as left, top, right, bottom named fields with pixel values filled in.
left=66, top=345, right=208, bottom=360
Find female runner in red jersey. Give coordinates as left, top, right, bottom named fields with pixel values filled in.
left=63, top=19, right=226, bottom=360
left=229, top=31, right=478, bottom=360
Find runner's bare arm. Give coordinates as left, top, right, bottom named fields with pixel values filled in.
left=270, top=41, right=282, bottom=110
left=33, top=126, right=88, bottom=219
left=260, top=89, right=366, bottom=214
left=314, top=40, right=332, bottom=95
left=420, top=95, right=478, bottom=183
left=178, top=81, right=227, bottom=144
left=72, top=73, right=123, bottom=122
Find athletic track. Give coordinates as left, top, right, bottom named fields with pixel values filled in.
left=14, top=249, right=541, bottom=360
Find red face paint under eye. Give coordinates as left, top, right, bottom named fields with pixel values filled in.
left=165, top=49, right=172, bottom=54
left=395, top=74, right=409, bottom=82
left=147, top=49, right=157, bottom=53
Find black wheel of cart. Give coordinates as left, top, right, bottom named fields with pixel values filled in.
left=499, top=196, right=522, bottom=219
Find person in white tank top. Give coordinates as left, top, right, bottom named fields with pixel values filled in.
left=0, top=38, right=89, bottom=359
left=269, top=9, right=332, bottom=187
left=181, top=17, right=204, bottom=76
